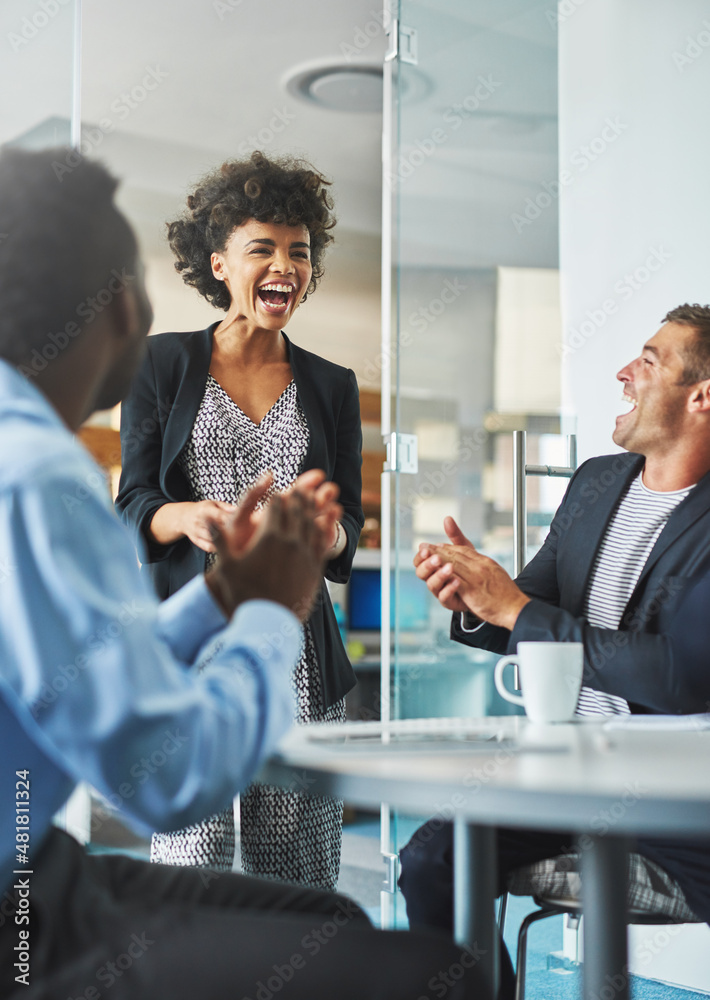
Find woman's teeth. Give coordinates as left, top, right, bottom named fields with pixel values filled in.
left=257, top=283, right=293, bottom=311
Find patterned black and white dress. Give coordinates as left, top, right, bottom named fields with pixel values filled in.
left=150, top=376, right=345, bottom=890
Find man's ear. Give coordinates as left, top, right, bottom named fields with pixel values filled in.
left=688, top=380, right=710, bottom=413
left=107, top=284, right=137, bottom=341
left=106, top=268, right=153, bottom=345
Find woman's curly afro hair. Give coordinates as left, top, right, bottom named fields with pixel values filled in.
left=167, top=151, right=335, bottom=310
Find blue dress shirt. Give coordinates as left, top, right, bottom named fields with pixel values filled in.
left=0, top=361, right=300, bottom=893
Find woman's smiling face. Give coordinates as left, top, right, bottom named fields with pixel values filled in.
left=210, top=219, right=312, bottom=330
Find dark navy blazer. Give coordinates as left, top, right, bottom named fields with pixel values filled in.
left=452, top=451, right=710, bottom=715
left=116, top=323, right=364, bottom=708
left=452, top=451, right=710, bottom=922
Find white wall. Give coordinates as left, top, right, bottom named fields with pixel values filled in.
left=558, top=2, right=710, bottom=990
left=494, top=267, right=562, bottom=415
left=559, top=0, right=710, bottom=462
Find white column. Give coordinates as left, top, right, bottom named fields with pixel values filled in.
left=559, top=4, right=710, bottom=989
left=559, top=0, right=710, bottom=462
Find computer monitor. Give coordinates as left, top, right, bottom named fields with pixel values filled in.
left=348, top=568, right=430, bottom=632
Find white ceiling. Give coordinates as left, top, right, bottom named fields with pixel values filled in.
left=2, top=0, right=558, bottom=389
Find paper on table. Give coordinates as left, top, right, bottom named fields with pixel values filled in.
left=603, top=713, right=710, bottom=731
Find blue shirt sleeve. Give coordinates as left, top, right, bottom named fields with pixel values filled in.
left=155, top=575, right=230, bottom=666
left=0, top=447, right=300, bottom=836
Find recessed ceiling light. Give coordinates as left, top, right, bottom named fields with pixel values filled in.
left=284, top=62, right=383, bottom=113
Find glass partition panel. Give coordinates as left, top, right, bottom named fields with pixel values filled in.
left=384, top=0, right=564, bottom=925
left=0, top=0, right=88, bottom=841
left=0, top=1, right=77, bottom=148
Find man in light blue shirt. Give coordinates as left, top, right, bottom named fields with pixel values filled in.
left=0, top=147, right=485, bottom=999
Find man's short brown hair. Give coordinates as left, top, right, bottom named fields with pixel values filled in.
left=663, top=303, right=710, bottom=385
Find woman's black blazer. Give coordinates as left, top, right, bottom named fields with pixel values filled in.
left=116, top=323, right=364, bottom=707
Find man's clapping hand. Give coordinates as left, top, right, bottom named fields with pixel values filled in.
left=413, top=516, right=473, bottom=613
left=414, top=515, right=530, bottom=631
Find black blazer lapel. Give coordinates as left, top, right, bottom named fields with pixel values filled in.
left=630, top=468, right=710, bottom=589
left=561, top=453, right=643, bottom=613
left=161, top=325, right=215, bottom=480
left=283, top=333, right=330, bottom=473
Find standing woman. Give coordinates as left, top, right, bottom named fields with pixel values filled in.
left=116, top=151, right=363, bottom=890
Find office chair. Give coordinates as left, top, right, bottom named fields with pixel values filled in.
left=507, top=852, right=701, bottom=1000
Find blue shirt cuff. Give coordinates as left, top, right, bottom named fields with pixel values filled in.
left=156, top=576, right=227, bottom=664
left=220, top=600, right=303, bottom=670
left=157, top=577, right=303, bottom=671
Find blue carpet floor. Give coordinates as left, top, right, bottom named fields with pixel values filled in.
left=348, top=816, right=708, bottom=1000
left=502, top=894, right=706, bottom=1000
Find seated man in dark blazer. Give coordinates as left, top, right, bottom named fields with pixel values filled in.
left=400, top=304, right=710, bottom=989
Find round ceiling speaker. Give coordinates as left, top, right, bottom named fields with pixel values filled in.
left=284, top=63, right=383, bottom=113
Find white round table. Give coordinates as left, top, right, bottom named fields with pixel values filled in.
left=261, top=715, right=710, bottom=1000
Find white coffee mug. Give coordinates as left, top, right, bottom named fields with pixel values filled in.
left=494, top=642, right=583, bottom=724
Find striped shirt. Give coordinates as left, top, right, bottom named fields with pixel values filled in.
left=577, top=472, right=692, bottom=716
